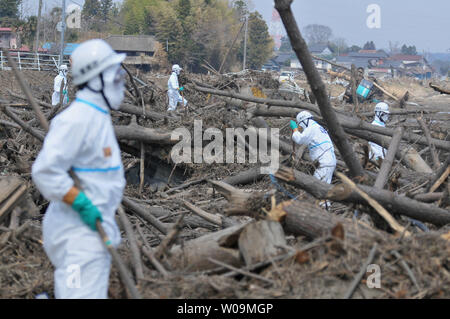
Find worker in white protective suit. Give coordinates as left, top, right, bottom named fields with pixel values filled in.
left=167, top=64, right=187, bottom=111
left=52, top=64, right=69, bottom=106
left=369, top=102, right=390, bottom=161
left=290, top=111, right=337, bottom=184
left=32, top=39, right=127, bottom=299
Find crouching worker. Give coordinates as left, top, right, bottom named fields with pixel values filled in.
left=290, top=111, right=336, bottom=209
left=32, top=39, right=127, bottom=298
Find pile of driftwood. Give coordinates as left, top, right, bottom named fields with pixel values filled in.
left=0, top=2, right=449, bottom=298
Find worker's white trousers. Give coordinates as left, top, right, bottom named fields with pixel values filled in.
left=51, top=91, right=69, bottom=106
left=313, top=162, right=336, bottom=184
left=43, top=209, right=112, bottom=299
left=167, top=89, right=187, bottom=111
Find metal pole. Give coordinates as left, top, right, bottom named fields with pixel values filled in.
left=59, top=0, right=66, bottom=67
left=35, top=0, right=43, bottom=53
left=243, top=14, right=248, bottom=71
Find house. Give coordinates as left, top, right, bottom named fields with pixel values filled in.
left=0, top=28, right=17, bottom=49
left=335, top=55, right=370, bottom=70
left=104, top=35, right=158, bottom=65
left=387, top=54, right=432, bottom=79
left=308, top=44, right=333, bottom=71
left=335, top=50, right=392, bottom=74
left=308, top=44, right=333, bottom=56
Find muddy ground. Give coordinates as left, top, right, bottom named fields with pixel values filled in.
left=0, top=68, right=449, bottom=299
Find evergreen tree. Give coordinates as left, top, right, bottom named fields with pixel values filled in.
left=363, top=41, right=376, bottom=50
left=100, top=0, right=113, bottom=22
left=241, top=12, right=274, bottom=70
left=0, top=0, right=21, bottom=25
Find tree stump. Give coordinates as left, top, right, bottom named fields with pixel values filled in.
left=238, top=220, right=286, bottom=266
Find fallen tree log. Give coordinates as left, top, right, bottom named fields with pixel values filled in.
left=429, top=83, right=450, bottom=95
left=7, top=89, right=52, bottom=109
left=273, top=200, right=383, bottom=241
left=123, top=197, right=220, bottom=231
left=168, top=223, right=247, bottom=271
left=209, top=180, right=384, bottom=241
left=374, top=127, right=403, bottom=189
left=238, top=220, right=286, bottom=266
left=427, top=156, right=450, bottom=193
left=248, top=105, right=450, bottom=152
left=275, top=166, right=450, bottom=226
left=119, top=103, right=178, bottom=121
left=221, top=166, right=264, bottom=186
left=344, top=127, right=433, bottom=173
left=114, top=124, right=179, bottom=145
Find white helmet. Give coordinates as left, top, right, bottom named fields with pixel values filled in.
left=296, top=111, right=313, bottom=128
left=59, top=64, right=68, bottom=76
left=71, top=39, right=126, bottom=86
left=172, top=64, right=182, bottom=75
left=374, top=102, right=390, bottom=123
left=374, top=102, right=389, bottom=114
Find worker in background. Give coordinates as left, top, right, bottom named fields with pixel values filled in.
left=32, top=39, right=127, bottom=298
left=290, top=111, right=336, bottom=184
left=290, top=111, right=336, bottom=209
left=369, top=102, right=390, bottom=161
left=167, top=64, right=188, bottom=112
left=52, top=64, right=69, bottom=106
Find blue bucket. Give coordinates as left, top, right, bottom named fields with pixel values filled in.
left=356, top=79, right=373, bottom=99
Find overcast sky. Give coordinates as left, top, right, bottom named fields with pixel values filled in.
left=21, top=0, right=450, bottom=53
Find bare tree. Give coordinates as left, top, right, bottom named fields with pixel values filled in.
left=303, top=24, right=332, bottom=45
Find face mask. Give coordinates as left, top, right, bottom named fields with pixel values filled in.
left=87, top=64, right=125, bottom=110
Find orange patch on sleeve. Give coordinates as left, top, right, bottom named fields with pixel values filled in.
left=103, top=147, right=112, bottom=157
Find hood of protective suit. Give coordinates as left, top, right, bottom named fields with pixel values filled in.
left=85, top=64, right=125, bottom=110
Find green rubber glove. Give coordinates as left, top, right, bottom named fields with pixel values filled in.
left=71, top=191, right=103, bottom=231
left=63, top=89, right=67, bottom=95
left=290, top=120, right=298, bottom=130
left=179, top=86, right=184, bottom=91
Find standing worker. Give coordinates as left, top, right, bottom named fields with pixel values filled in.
left=32, top=39, right=127, bottom=298
left=52, top=64, right=69, bottom=106
left=369, top=102, right=390, bottom=161
left=167, top=64, right=187, bottom=112
left=290, top=111, right=336, bottom=184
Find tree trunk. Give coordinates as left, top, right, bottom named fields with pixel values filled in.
left=238, top=220, right=286, bottom=266
left=275, top=166, right=450, bottom=226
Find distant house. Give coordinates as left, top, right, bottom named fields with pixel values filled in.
left=308, top=44, right=333, bottom=71
left=335, top=49, right=391, bottom=74
left=388, top=54, right=432, bottom=79
left=308, top=44, right=333, bottom=56
left=104, top=35, right=158, bottom=65
left=0, top=28, right=17, bottom=49
left=335, top=56, right=370, bottom=70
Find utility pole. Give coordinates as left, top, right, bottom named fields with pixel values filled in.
left=243, top=14, right=248, bottom=71
left=59, top=0, right=66, bottom=66
left=34, top=0, right=43, bottom=53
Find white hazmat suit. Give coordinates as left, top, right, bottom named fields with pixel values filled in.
left=369, top=116, right=387, bottom=160
left=52, top=69, right=68, bottom=106
left=292, top=116, right=336, bottom=184
left=32, top=59, right=126, bottom=298
left=167, top=65, right=187, bottom=111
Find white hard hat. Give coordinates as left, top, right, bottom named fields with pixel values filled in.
left=172, top=64, right=182, bottom=72
left=59, top=64, right=68, bottom=71
left=71, top=39, right=126, bottom=86
left=374, top=102, right=390, bottom=114
left=296, top=111, right=313, bottom=124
